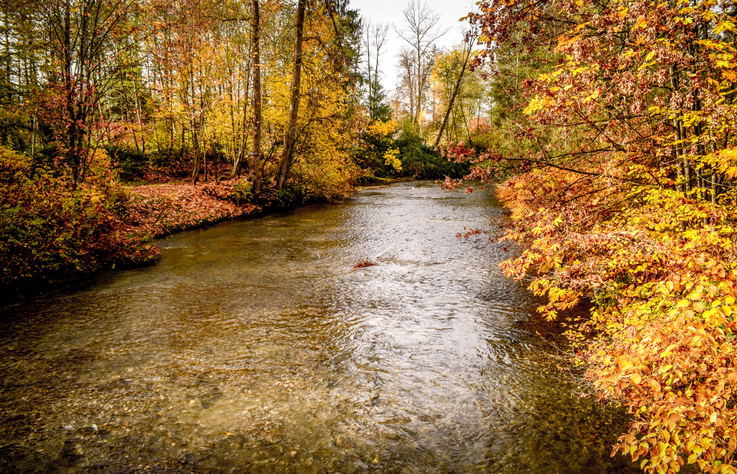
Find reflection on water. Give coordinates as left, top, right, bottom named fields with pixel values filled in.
left=0, top=181, right=638, bottom=473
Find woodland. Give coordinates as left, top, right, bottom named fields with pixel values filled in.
left=2, top=0, right=737, bottom=472
left=0, top=0, right=477, bottom=293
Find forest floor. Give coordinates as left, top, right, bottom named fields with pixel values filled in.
left=122, top=177, right=410, bottom=241
left=122, top=179, right=262, bottom=240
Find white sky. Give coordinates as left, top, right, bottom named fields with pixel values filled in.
left=349, top=0, right=478, bottom=91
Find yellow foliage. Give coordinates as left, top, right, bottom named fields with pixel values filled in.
left=383, top=148, right=402, bottom=173
left=367, top=119, right=397, bottom=137
left=475, top=0, right=737, bottom=468
left=498, top=163, right=737, bottom=473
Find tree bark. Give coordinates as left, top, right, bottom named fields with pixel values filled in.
left=247, top=0, right=263, bottom=194
left=276, top=0, right=306, bottom=190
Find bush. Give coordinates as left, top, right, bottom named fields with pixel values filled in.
left=293, top=151, right=358, bottom=201
left=0, top=147, right=158, bottom=294
left=105, top=144, right=148, bottom=181
left=396, top=140, right=469, bottom=179
left=228, top=179, right=254, bottom=205
left=354, top=118, right=470, bottom=181
left=270, top=183, right=304, bottom=209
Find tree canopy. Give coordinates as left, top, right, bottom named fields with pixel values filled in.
left=0, top=0, right=365, bottom=197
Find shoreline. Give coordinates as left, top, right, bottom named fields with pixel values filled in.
left=4, top=178, right=430, bottom=303
left=3, top=180, right=355, bottom=303
left=125, top=177, right=418, bottom=241
left=122, top=181, right=264, bottom=241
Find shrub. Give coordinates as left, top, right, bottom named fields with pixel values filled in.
left=228, top=179, right=254, bottom=205
left=268, top=183, right=305, bottom=210
left=0, top=147, right=158, bottom=294
left=105, top=144, right=148, bottom=181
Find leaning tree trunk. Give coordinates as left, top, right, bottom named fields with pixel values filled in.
left=434, top=36, right=475, bottom=148
left=276, top=0, right=306, bottom=190
left=248, top=0, right=263, bottom=194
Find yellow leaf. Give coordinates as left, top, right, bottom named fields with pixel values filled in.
left=676, top=299, right=690, bottom=308
left=523, top=97, right=550, bottom=115
left=713, top=20, right=736, bottom=35
left=703, top=308, right=719, bottom=320
left=661, top=343, right=678, bottom=357
left=631, top=373, right=642, bottom=384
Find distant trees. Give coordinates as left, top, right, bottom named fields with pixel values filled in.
left=394, top=0, right=445, bottom=134
left=362, top=20, right=391, bottom=122
left=0, top=0, right=498, bottom=192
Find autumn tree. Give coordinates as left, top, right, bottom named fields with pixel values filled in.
left=246, top=0, right=263, bottom=192
left=394, top=0, right=446, bottom=133
left=30, top=0, right=136, bottom=187
left=456, top=0, right=737, bottom=472
left=275, top=0, right=306, bottom=190
left=362, top=20, right=391, bottom=122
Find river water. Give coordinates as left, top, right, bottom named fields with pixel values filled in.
left=0, top=181, right=638, bottom=473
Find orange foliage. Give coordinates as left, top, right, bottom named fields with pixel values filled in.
left=496, top=169, right=737, bottom=473
left=465, top=0, right=737, bottom=471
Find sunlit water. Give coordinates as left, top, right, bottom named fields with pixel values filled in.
left=0, top=181, right=639, bottom=473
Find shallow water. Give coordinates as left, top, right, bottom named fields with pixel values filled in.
left=0, top=181, right=639, bottom=473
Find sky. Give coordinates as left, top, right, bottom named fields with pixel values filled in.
left=349, top=0, right=478, bottom=91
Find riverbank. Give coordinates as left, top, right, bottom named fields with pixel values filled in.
left=1, top=153, right=272, bottom=301
left=122, top=180, right=262, bottom=240
left=125, top=177, right=425, bottom=240
left=1, top=173, right=340, bottom=301
left=1, top=167, right=422, bottom=302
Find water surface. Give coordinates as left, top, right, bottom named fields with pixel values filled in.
left=0, top=181, right=637, bottom=473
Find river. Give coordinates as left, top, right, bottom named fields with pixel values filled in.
left=0, top=181, right=639, bottom=473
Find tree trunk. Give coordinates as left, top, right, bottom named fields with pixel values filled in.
left=276, top=0, right=306, bottom=190
left=434, top=38, right=474, bottom=148
left=191, top=123, right=200, bottom=185
left=248, top=0, right=263, bottom=193
left=133, top=78, right=146, bottom=154
left=415, top=38, right=421, bottom=128
left=231, top=56, right=251, bottom=178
